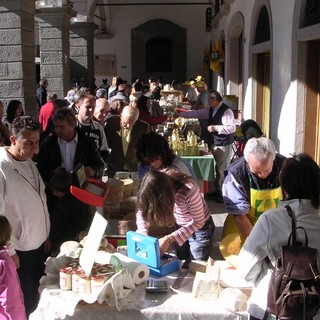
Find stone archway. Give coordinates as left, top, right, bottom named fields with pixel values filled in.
left=131, top=19, right=186, bottom=84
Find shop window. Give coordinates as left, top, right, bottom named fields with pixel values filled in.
left=303, top=0, right=320, bottom=27
left=254, top=5, right=270, bottom=44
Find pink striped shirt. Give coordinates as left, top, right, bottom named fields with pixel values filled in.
left=136, top=179, right=211, bottom=246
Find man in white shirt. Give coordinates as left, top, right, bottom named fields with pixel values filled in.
left=178, top=90, right=236, bottom=201
left=0, top=116, right=50, bottom=316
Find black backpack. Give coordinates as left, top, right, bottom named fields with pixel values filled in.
left=267, top=206, right=320, bottom=320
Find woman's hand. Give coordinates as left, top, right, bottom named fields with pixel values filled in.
left=159, top=234, right=175, bottom=256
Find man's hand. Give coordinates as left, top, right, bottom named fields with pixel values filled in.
left=207, top=125, right=215, bottom=133
left=84, top=166, right=94, bottom=178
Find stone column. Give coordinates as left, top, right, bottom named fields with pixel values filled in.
left=0, top=0, right=37, bottom=117
left=36, top=4, right=76, bottom=99
left=70, top=18, right=98, bottom=93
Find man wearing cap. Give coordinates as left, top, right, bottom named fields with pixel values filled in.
left=192, top=81, right=208, bottom=109
left=108, top=83, right=131, bottom=105
left=191, top=81, right=210, bottom=144
left=183, top=79, right=197, bottom=104
left=195, top=75, right=208, bottom=90
left=178, top=90, right=236, bottom=202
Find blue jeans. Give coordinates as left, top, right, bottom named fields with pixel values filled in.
left=175, top=217, right=215, bottom=261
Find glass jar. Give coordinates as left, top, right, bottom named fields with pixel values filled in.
left=78, top=274, right=91, bottom=294
left=71, top=267, right=83, bottom=293
left=59, top=267, right=72, bottom=290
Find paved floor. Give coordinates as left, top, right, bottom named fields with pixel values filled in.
left=204, top=196, right=228, bottom=260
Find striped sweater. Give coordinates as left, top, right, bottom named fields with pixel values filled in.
left=136, top=178, right=211, bottom=246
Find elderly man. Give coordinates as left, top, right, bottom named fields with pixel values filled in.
left=37, top=107, right=105, bottom=184
left=93, top=97, right=110, bottom=126
left=105, top=105, right=150, bottom=177
left=178, top=90, right=236, bottom=202
left=222, top=137, right=285, bottom=241
left=0, top=116, right=50, bottom=316
left=76, top=94, right=109, bottom=163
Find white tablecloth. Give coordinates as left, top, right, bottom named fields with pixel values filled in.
left=30, top=260, right=249, bottom=320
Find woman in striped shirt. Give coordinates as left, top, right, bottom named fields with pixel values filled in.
left=136, top=169, right=215, bottom=261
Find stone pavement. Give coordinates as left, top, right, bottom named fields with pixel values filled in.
left=205, top=196, right=228, bottom=260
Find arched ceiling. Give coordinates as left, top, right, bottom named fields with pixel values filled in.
left=79, top=0, right=214, bottom=35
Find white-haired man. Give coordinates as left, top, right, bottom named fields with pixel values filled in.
left=104, top=105, right=149, bottom=177
left=222, top=137, right=285, bottom=241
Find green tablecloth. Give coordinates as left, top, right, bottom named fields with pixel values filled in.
left=182, top=155, right=215, bottom=181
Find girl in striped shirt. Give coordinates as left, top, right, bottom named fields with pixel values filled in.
left=136, top=169, right=215, bottom=261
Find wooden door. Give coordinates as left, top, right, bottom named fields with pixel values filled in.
left=256, top=52, right=270, bottom=137
left=304, top=40, right=320, bottom=164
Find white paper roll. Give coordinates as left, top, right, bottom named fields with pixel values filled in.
left=113, top=252, right=150, bottom=285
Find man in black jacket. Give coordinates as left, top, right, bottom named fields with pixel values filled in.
left=37, top=107, right=105, bottom=184
left=36, top=78, right=48, bottom=110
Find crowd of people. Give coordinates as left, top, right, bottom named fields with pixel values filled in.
left=0, top=74, right=319, bottom=320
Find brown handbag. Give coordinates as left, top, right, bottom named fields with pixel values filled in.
left=267, top=206, right=320, bottom=320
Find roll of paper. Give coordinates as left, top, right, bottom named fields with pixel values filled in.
left=113, top=252, right=149, bottom=285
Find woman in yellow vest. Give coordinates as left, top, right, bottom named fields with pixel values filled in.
left=221, top=137, right=285, bottom=248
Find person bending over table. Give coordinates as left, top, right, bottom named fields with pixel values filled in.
left=135, top=131, right=198, bottom=183
left=136, top=169, right=214, bottom=261
left=222, top=137, right=285, bottom=242
left=237, top=154, right=320, bottom=320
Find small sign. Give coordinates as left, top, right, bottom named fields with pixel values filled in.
left=79, top=212, right=108, bottom=275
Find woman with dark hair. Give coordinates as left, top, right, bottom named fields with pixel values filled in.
left=3, top=100, right=24, bottom=134
left=0, top=100, right=10, bottom=146
left=240, top=119, right=263, bottom=142
left=136, top=169, right=214, bottom=261
left=237, top=154, right=320, bottom=320
left=135, top=95, right=167, bottom=125
left=136, top=131, right=198, bottom=182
